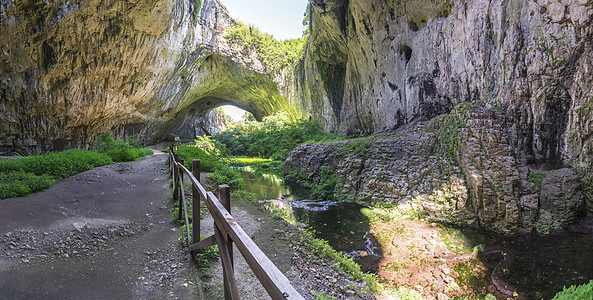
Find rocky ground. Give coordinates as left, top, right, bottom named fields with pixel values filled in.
left=0, top=149, right=370, bottom=299
left=0, top=151, right=203, bottom=299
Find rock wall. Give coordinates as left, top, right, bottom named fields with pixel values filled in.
left=0, top=0, right=298, bottom=154
left=284, top=0, right=593, bottom=218
left=285, top=108, right=585, bottom=233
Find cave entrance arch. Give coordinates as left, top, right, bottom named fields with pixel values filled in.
left=153, top=53, right=301, bottom=141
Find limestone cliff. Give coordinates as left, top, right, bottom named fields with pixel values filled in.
left=284, top=0, right=593, bottom=231
left=0, top=0, right=297, bottom=154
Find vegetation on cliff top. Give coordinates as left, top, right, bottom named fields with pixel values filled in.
left=225, top=21, right=307, bottom=73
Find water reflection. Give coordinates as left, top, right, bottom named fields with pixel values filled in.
left=241, top=169, right=593, bottom=297
left=240, top=169, right=376, bottom=257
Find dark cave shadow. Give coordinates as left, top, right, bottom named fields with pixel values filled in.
left=434, top=218, right=593, bottom=299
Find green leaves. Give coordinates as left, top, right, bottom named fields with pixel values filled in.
left=0, top=171, right=53, bottom=199
left=225, top=22, right=307, bottom=73
left=552, top=280, right=593, bottom=300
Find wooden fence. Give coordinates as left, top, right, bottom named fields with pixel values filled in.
left=168, top=148, right=304, bottom=300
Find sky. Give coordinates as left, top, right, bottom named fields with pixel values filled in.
left=220, top=0, right=309, bottom=40
left=219, top=0, right=308, bottom=121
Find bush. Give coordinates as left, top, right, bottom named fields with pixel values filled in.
left=176, top=145, right=223, bottom=172
left=91, top=133, right=153, bottom=162
left=552, top=280, right=593, bottom=300
left=225, top=22, right=306, bottom=73
left=174, top=144, right=244, bottom=190
left=214, top=111, right=347, bottom=161
left=0, top=149, right=112, bottom=179
left=0, top=171, right=54, bottom=199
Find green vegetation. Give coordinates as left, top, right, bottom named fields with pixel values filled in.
left=295, top=228, right=381, bottom=293
left=175, top=143, right=245, bottom=190
left=311, top=291, right=335, bottom=300
left=428, top=102, right=473, bottom=158
left=285, top=165, right=337, bottom=201
left=192, top=0, right=202, bottom=25
left=214, top=111, right=347, bottom=161
left=0, top=171, right=53, bottom=199
left=225, top=22, right=306, bottom=73
left=0, top=149, right=112, bottom=179
left=92, top=133, right=153, bottom=162
left=552, top=280, right=593, bottom=300
left=527, top=171, right=547, bottom=194
left=0, top=133, right=152, bottom=200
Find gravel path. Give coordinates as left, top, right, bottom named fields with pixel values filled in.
left=0, top=151, right=203, bottom=299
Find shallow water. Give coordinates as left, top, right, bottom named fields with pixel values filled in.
left=241, top=170, right=593, bottom=298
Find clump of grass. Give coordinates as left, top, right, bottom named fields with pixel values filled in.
left=0, top=171, right=54, bottom=199
left=527, top=171, right=546, bottom=194
left=552, top=280, right=593, bottom=299
left=91, top=133, right=153, bottom=162
left=0, top=149, right=112, bottom=179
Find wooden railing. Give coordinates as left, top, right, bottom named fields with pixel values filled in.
left=168, top=148, right=304, bottom=300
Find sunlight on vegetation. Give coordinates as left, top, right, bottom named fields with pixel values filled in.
left=215, top=110, right=347, bottom=161
left=225, top=21, right=307, bottom=73
left=552, top=280, right=593, bottom=299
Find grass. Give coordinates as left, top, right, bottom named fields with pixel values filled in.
left=527, top=171, right=546, bottom=194
left=0, top=149, right=112, bottom=179
left=0, top=171, right=54, bottom=199
left=552, top=280, right=593, bottom=300
left=0, top=133, right=153, bottom=200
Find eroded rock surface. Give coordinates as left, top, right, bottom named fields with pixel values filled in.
left=286, top=106, right=586, bottom=233
left=0, top=0, right=297, bottom=154
left=284, top=0, right=593, bottom=216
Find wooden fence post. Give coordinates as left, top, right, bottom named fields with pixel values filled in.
left=218, top=185, right=233, bottom=300
left=192, top=159, right=201, bottom=245
left=169, top=147, right=173, bottom=176
left=178, top=159, right=185, bottom=221
left=173, top=154, right=179, bottom=203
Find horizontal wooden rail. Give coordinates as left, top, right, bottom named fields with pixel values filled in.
left=169, top=148, right=303, bottom=300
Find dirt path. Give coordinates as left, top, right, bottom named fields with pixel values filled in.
left=0, top=151, right=203, bottom=299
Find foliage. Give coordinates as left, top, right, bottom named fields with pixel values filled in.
left=176, top=145, right=223, bottom=172
left=192, top=0, right=202, bottom=25
left=206, top=167, right=245, bottom=190
left=174, top=144, right=245, bottom=190
left=0, top=149, right=112, bottom=179
left=309, top=166, right=336, bottom=201
left=194, top=234, right=219, bottom=267
left=91, top=133, right=153, bottom=162
left=427, top=102, right=473, bottom=158
left=285, top=166, right=337, bottom=201
left=302, top=2, right=311, bottom=37
left=225, top=22, right=306, bottom=73
left=214, top=111, right=347, bottom=161
left=0, top=133, right=151, bottom=200
left=0, top=171, right=54, bottom=200
left=552, top=280, right=593, bottom=300
left=311, top=291, right=335, bottom=300
left=527, top=171, right=547, bottom=194
left=296, top=228, right=381, bottom=293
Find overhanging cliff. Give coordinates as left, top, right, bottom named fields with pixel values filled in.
left=0, top=0, right=299, bottom=154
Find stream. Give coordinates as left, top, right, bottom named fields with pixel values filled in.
left=241, top=169, right=593, bottom=298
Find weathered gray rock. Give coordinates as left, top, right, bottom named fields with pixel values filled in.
left=283, top=0, right=593, bottom=212
left=535, top=168, right=584, bottom=233
left=0, top=0, right=297, bottom=154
